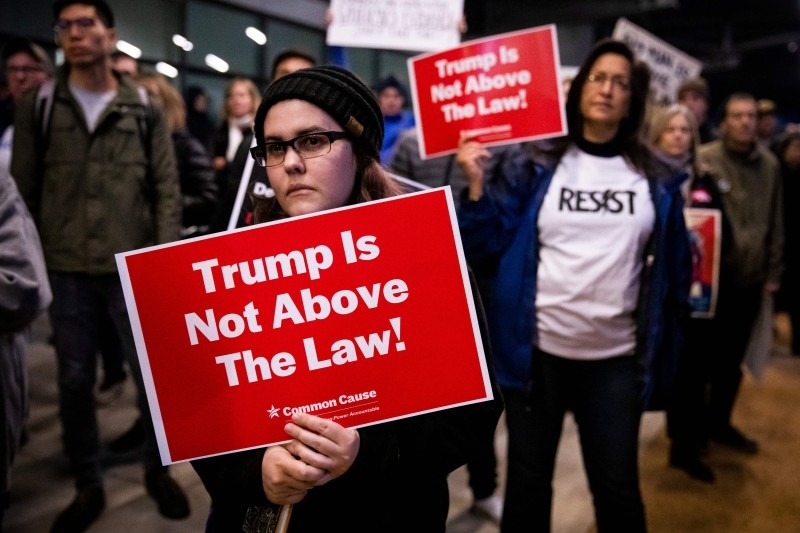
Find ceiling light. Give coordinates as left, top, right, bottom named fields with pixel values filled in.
left=172, top=34, right=194, bottom=52
left=246, top=27, right=267, bottom=45
left=156, top=62, right=178, bottom=78
left=205, top=54, right=229, bottom=73
left=116, top=40, right=141, bottom=59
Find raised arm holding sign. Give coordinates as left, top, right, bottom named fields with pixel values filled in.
left=118, top=65, right=501, bottom=532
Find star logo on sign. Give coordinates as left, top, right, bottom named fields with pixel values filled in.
left=268, top=405, right=280, bottom=419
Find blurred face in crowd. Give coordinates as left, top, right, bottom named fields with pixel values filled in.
left=679, top=90, right=708, bottom=125
left=721, top=97, right=757, bottom=150
left=228, top=80, right=256, bottom=118
left=658, top=112, right=693, bottom=159
left=378, top=86, right=404, bottom=116
left=193, top=92, right=207, bottom=112
left=274, top=56, right=314, bottom=80
left=757, top=113, right=778, bottom=140
left=5, top=51, right=49, bottom=102
left=580, top=52, right=632, bottom=142
left=263, top=99, right=356, bottom=217
left=55, top=4, right=116, bottom=68
left=783, top=138, right=800, bottom=169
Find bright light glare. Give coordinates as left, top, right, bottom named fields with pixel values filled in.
left=245, top=26, right=267, bottom=45
left=156, top=62, right=178, bottom=78
left=116, top=40, right=142, bottom=59
left=205, top=54, right=229, bottom=73
left=172, top=34, right=194, bottom=51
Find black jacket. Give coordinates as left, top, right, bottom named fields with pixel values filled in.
left=192, top=271, right=503, bottom=532
left=172, top=128, right=218, bottom=237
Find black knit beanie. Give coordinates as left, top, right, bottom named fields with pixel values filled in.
left=254, top=65, right=384, bottom=159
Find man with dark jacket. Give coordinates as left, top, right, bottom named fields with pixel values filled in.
left=696, top=92, right=784, bottom=454
left=10, top=1, right=188, bottom=531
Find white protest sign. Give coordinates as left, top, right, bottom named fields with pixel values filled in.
left=327, top=0, right=464, bottom=52
left=612, top=17, right=703, bottom=105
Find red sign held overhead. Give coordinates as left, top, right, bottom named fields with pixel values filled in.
left=408, top=24, right=567, bottom=159
left=116, top=188, right=493, bottom=464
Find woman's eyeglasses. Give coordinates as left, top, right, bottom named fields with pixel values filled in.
left=586, top=72, right=631, bottom=92
left=250, top=131, right=351, bottom=168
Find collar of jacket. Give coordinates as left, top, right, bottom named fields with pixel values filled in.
left=55, top=64, right=145, bottom=111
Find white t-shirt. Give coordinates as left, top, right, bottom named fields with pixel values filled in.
left=70, top=83, right=116, bottom=132
left=536, top=145, right=655, bottom=360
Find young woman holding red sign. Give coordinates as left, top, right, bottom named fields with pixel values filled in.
left=190, top=65, right=503, bottom=533
left=456, top=39, right=692, bottom=532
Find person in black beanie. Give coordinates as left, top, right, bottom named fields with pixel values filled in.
left=190, top=65, right=503, bottom=533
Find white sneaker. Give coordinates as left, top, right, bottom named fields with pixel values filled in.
left=471, top=493, right=503, bottom=523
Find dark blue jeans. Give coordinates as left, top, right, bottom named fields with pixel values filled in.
left=501, top=349, right=646, bottom=533
left=49, top=272, right=162, bottom=490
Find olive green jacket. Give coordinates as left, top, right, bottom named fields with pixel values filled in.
left=10, top=67, right=181, bottom=274
left=697, top=138, right=784, bottom=288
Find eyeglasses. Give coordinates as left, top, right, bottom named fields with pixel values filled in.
left=250, top=131, right=351, bottom=168
left=586, top=72, right=631, bottom=92
left=53, top=17, right=97, bottom=33
left=6, top=65, right=45, bottom=76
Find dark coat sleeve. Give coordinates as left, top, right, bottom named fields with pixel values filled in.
left=172, top=129, right=218, bottom=230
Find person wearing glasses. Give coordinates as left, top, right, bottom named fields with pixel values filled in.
left=1, top=39, right=53, bottom=177
left=456, top=39, right=691, bottom=532
left=191, top=65, right=503, bottom=532
left=11, top=1, right=189, bottom=531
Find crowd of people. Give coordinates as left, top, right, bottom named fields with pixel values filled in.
left=1, top=1, right=798, bottom=532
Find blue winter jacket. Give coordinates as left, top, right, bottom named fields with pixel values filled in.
left=458, top=144, right=692, bottom=410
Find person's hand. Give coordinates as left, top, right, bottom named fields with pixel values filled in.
left=283, top=412, right=359, bottom=486
left=261, top=445, right=323, bottom=505
left=456, top=134, right=492, bottom=201
left=212, top=155, right=226, bottom=171
left=261, top=413, right=360, bottom=504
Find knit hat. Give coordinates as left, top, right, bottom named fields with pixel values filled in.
left=254, top=65, right=384, bottom=159
left=373, top=74, right=409, bottom=101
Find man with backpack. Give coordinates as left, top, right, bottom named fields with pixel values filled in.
left=10, top=1, right=188, bottom=531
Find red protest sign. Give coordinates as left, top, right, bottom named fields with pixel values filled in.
left=408, top=24, right=567, bottom=159
left=684, top=208, right=721, bottom=319
left=117, top=188, right=493, bottom=464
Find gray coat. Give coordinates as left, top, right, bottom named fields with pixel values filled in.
left=0, top=167, right=50, bottom=497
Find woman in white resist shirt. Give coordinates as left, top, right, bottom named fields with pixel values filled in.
left=457, top=39, right=692, bottom=533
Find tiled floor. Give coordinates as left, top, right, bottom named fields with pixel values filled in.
left=5, top=314, right=800, bottom=532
